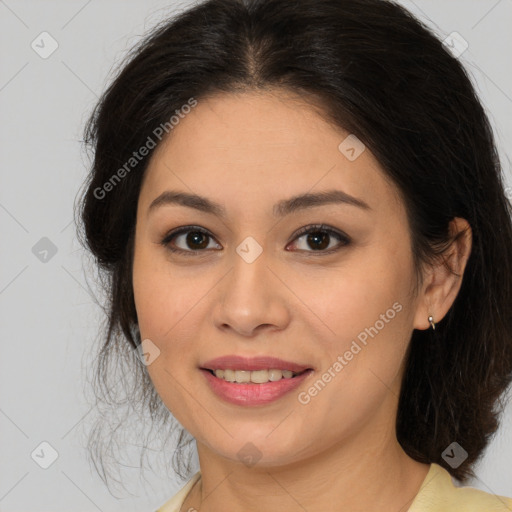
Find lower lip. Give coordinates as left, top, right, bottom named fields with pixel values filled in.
left=201, top=369, right=313, bottom=406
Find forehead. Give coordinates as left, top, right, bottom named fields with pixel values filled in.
left=139, top=91, right=403, bottom=219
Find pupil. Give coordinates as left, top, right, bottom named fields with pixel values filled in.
left=308, top=232, right=329, bottom=250
left=187, top=232, right=208, bottom=249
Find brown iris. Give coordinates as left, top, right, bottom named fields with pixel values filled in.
left=306, top=231, right=330, bottom=250
left=186, top=231, right=209, bottom=250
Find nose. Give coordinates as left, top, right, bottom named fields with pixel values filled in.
left=213, top=246, right=291, bottom=337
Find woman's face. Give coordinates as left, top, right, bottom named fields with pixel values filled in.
left=132, top=90, right=427, bottom=468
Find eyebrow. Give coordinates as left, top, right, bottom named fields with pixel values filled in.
left=147, top=189, right=372, bottom=218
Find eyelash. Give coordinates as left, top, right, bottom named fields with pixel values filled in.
left=159, top=224, right=351, bottom=257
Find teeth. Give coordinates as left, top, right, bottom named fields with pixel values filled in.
left=213, top=368, right=298, bottom=383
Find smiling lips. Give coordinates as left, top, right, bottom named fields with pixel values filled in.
left=201, top=355, right=313, bottom=372
left=200, top=355, right=314, bottom=405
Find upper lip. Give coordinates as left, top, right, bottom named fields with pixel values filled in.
left=200, top=355, right=313, bottom=372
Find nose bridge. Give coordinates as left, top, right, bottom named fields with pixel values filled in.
left=214, top=235, right=289, bottom=334
left=228, top=235, right=270, bottom=302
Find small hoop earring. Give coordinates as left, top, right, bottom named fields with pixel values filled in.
left=428, top=315, right=436, bottom=330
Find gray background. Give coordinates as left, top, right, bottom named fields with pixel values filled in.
left=1, top=0, right=511, bottom=510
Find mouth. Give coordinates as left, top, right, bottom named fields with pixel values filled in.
left=201, top=367, right=312, bottom=384
left=199, top=355, right=314, bottom=384
left=200, top=366, right=314, bottom=406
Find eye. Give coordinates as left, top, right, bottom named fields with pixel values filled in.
left=160, top=226, right=221, bottom=256
left=160, top=224, right=350, bottom=256
left=287, top=224, right=351, bottom=254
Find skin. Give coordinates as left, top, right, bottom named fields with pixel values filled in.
left=131, top=89, right=472, bottom=512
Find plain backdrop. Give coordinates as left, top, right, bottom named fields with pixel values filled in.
left=0, top=1, right=511, bottom=511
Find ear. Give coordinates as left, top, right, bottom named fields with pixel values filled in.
left=413, top=217, right=473, bottom=330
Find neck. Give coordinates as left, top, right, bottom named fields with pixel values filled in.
left=182, top=424, right=430, bottom=512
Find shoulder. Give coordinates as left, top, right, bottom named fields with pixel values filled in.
left=408, top=463, right=512, bottom=512
left=155, top=471, right=201, bottom=512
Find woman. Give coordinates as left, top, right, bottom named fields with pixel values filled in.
left=77, top=0, right=512, bottom=510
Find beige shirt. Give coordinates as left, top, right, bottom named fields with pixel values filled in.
left=156, top=462, right=512, bottom=511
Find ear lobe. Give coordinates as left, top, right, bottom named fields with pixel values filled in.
left=413, top=217, right=472, bottom=331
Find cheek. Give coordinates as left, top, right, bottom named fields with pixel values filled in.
left=132, top=242, right=217, bottom=384
left=301, top=249, right=413, bottom=389
left=304, top=256, right=409, bottom=342
left=132, top=246, right=202, bottom=423
left=295, top=270, right=412, bottom=433
left=132, top=241, right=192, bottom=339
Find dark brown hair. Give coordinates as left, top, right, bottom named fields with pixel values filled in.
left=76, top=0, right=512, bottom=488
